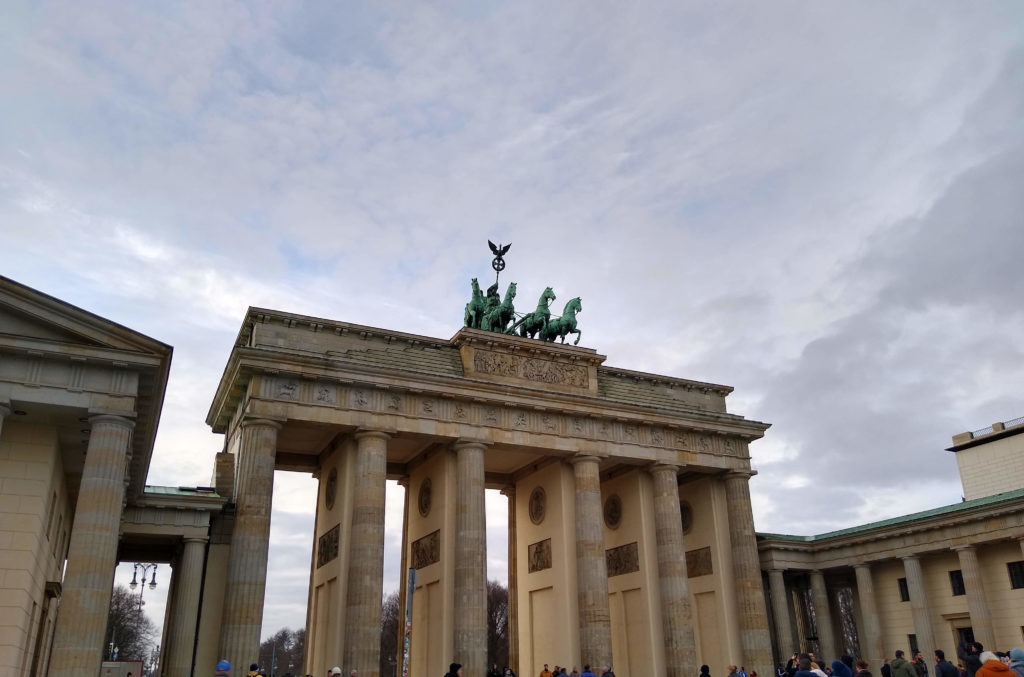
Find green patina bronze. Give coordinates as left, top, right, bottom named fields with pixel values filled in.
left=463, top=241, right=583, bottom=344
left=516, top=287, right=556, bottom=339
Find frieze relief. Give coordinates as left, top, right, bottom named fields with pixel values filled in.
left=261, top=376, right=749, bottom=456
left=473, top=350, right=589, bottom=388
left=411, top=529, right=441, bottom=569
left=606, top=542, right=640, bottom=577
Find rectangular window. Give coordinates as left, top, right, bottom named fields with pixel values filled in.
left=898, top=577, right=910, bottom=601
left=950, top=570, right=966, bottom=596
left=909, top=634, right=919, bottom=655
left=1008, top=561, right=1024, bottom=589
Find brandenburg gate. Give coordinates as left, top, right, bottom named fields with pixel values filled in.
left=206, top=284, right=773, bottom=677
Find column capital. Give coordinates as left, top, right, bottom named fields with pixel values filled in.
left=569, top=453, right=604, bottom=466
left=354, top=428, right=392, bottom=441
left=89, top=413, right=136, bottom=430
left=723, top=469, right=756, bottom=481
left=500, top=485, right=516, bottom=498
left=649, top=462, right=681, bottom=475
left=901, top=554, right=921, bottom=562
left=396, top=475, right=410, bottom=488
left=183, top=536, right=208, bottom=546
left=453, top=438, right=491, bottom=452
left=853, top=561, right=873, bottom=570
left=952, top=544, right=976, bottom=552
left=240, top=417, right=283, bottom=430
left=768, top=567, right=788, bottom=574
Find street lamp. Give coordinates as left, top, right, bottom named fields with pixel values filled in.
left=129, top=562, right=158, bottom=612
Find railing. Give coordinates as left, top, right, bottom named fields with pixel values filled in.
left=971, top=415, right=1024, bottom=439
left=1003, top=415, right=1024, bottom=429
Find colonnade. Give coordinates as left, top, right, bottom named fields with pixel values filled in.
left=45, top=412, right=769, bottom=677
left=765, top=549, right=1013, bottom=669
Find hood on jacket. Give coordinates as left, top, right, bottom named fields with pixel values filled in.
left=832, top=661, right=854, bottom=677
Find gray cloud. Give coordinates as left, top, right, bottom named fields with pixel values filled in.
left=4, top=0, right=1023, bottom=640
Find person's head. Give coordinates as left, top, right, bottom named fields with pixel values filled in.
left=701, top=666, right=710, bottom=675
left=973, top=644, right=984, bottom=655
left=895, top=651, right=905, bottom=660
left=728, top=666, right=738, bottom=673
left=251, top=665, right=260, bottom=672
left=1010, top=649, right=1024, bottom=664
left=584, top=667, right=590, bottom=673
left=350, top=670, right=357, bottom=677
left=915, top=653, right=924, bottom=662
left=216, top=660, right=231, bottom=674
left=451, top=663, right=463, bottom=677
left=329, top=667, right=341, bottom=676
left=979, top=652, right=998, bottom=664
left=545, top=666, right=549, bottom=670
left=799, top=659, right=812, bottom=672
left=856, top=660, right=869, bottom=671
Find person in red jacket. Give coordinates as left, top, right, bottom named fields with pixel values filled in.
left=977, top=652, right=1010, bottom=677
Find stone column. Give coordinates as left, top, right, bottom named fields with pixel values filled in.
left=571, top=455, right=612, bottom=669
left=502, top=486, right=519, bottom=677
left=853, top=564, right=884, bottom=666
left=902, top=556, right=935, bottom=668
left=650, top=463, right=698, bottom=677
left=50, top=414, right=135, bottom=677
left=808, top=571, right=836, bottom=661
left=454, top=441, right=488, bottom=677
left=955, top=546, right=994, bottom=649
left=220, top=418, right=281, bottom=673
left=164, top=537, right=208, bottom=677
left=723, top=471, right=773, bottom=675
left=343, top=430, right=390, bottom=677
left=768, top=570, right=796, bottom=660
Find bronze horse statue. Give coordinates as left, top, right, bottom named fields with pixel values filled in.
left=540, top=297, right=582, bottom=345
left=517, top=287, right=556, bottom=339
left=463, top=278, right=486, bottom=329
left=481, top=281, right=517, bottom=333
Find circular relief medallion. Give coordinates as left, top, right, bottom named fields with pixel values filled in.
left=604, top=494, right=623, bottom=529
left=528, top=487, right=546, bottom=525
left=324, top=468, right=337, bottom=510
left=418, top=478, right=432, bottom=517
left=680, top=501, right=694, bottom=534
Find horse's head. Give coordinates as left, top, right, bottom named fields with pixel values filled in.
left=541, top=286, right=556, bottom=303
left=470, top=277, right=479, bottom=292
left=566, top=297, right=582, bottom=314
left=506, top=281, right=517, bottom=299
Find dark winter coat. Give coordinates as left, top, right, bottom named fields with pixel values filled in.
left=892, top=658, right=918, bottom=677
left=936, top=660, right=959, bottom=677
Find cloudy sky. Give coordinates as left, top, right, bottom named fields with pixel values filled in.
left=4, top=0, right=1024, bottom=642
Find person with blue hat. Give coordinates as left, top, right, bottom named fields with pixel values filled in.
left=216, top=659, right=232, bottom=676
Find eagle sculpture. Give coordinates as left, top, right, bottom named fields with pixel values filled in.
left=488, top=240, right=511, bottom=257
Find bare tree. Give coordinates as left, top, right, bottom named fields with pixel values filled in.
left=104, top=585, right=158, bottom=662
left=259, top=627, right=305, bottom=675
left=487, top=580, right=509, bottom=670
left=381, top=590, right=401, bottom=677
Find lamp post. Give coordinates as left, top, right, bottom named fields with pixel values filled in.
left=129, top=562, right=158, bottom=612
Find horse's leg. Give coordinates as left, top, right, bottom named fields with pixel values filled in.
left=573, top=329, right=581, bottom=345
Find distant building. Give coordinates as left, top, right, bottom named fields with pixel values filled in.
left=759, top=417, right=1024, bottom=667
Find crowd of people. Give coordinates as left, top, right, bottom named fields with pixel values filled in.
left=770, top=643, right=1024, bottom=677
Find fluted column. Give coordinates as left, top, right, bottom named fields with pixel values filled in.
left=220, top=418, right=281, bottom=673
left=454, top=441, right=488, bottom=677
left=723, top=471, right=773, bottom=675
left=808, top=571, right=836, bottom=662
left=955, top=546, right=994, bottom=649
left=768, top=570, right=796, bottom=661
left=165, top=537, right=208, bottom=676
left=502, top=486, right=519, bottom=676
left=902, top=556, right=935, bottom=669
left=650, top=463, right=698, bottom=677
left=343, top=430, right=390, bottom=677
left=853, top=564, right=883, bottom=666
left=50, top=414, right=135, bottom=677
left=571, top=455, right=612, bottom=669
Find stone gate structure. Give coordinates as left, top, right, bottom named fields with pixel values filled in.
left=206, top=307, right=774, bottom=677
